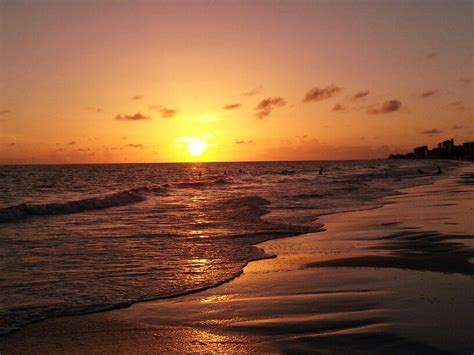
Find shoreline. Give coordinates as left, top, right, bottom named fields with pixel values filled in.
left=1, top=164, right=473, bottom=353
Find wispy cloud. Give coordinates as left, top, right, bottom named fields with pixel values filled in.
left=68, top=141, right=76, bottom=145
left=223, top=103, right=242, bottom=110
left=255, top=97, right=286, bottom=119
left=8, top=142, right=16, bottom=147
left=115, top=113, right=150, bottom=121
left=0, top=110, right=10, bottom=115
left=419, top=89, right=438, bottom=99
left=366, top=100, right=402, bottom=114
left=235, top=139, right=255, bottom=145
left=302, top=85, right=343, bottom=103
left=446, top=101, right=465, bottom=111
left=453, top=124, right=463, bottom=129
left=332, top=104, right=345, bottom=112
left=425, top=52, right=437, bottom=60
left=422, top=128, right=442, bottom=135
left=131, top=95, right=143, bottom=100
left=85, top=107, right=103, bottom=113
left=456, top=77, right=472, bottom=85
left=243, top=86, right=262, bottom=97
left=125, top=143, right=144, bottom=148
left=149, top=105, right=177, bottom=118
left=352, top=90, right=369, bottom=101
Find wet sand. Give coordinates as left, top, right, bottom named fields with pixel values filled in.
left=1, top=165, right=473, bottom=354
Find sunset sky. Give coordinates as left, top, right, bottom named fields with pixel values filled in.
left=0, top=0, right=472, bottom=164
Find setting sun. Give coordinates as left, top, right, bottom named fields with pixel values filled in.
left=187, top=139, right=208, bottom=157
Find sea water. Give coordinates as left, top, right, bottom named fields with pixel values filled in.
left=0, top=160, right=459, bottom=334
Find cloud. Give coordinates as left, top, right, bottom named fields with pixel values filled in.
left=419, top=89, right=438, bottom=98
left=131, top=95, right=143, bottom=100
left=456, top=78, right=472, bottom=85
left=243, top=86, right=262, bottom=96
left=453, top=124, right=463, bottom=129
left=446, top=101, right=465, bottom=111
left=255, top=97, right=286, bottom=119
left=68, top=141, right=76, bottom=145
left=265, top=138, right=400, bottom=160
left=426, top=52, right=437, bottom=60
left=8, top=142, right=16, bottom=146
left=352, top=90, right=369, bottom=101
left=223, top=103, right=242, bottom=110
left=235, top=139, right=255, bottom=145
left=115, top=113, right=150, bottom=121
left=85, top=107, right=103, bottom=113
left=332, top=103, right=345, bottom=112
left=0, top=110, right=10, bottom=115
left=149, top=105, right=177, bottom=118
left=125, top=144, right=144, bottom=148
left=366, top=100, right=402, bottom=114
left=302, top=85, right=343, bottom=103
left=422, top=128, right=442, bottom=135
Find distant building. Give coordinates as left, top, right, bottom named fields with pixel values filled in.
left=413, top=145, right=428, bottom=158
left=462, top=142, right=474, bottom=157
left=437, top=138, right=454, bottom=155
left=388, top=138, right=474, bottom=161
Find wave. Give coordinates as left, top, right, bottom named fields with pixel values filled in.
left=0, top=187, right=167, bottom=223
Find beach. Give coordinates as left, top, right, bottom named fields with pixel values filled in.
left=1, top=163, right=472, bottom=354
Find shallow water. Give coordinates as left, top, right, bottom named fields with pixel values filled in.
left=0, top=160, right=460, bottom=334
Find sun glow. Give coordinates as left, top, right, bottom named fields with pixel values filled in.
left=186, top=139, right=208, bottom=157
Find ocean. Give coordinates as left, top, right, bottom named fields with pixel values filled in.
left=0, top=159, right=459, bottom=334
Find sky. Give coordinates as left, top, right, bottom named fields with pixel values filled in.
left=0, top=0, right=472, bottom=164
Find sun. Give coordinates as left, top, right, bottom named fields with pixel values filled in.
left=187, top=139, right=208, bottom=157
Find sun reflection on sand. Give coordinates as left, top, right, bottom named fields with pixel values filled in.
left=200, top=294, right=233, bottom=303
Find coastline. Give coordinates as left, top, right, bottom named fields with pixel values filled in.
left=1, top=164, right=472, bottom=354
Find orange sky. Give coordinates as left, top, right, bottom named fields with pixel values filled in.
left=0, top=0, right=472, bottom=164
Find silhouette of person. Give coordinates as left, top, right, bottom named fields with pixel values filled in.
left=436, top=166, right=442, bottom=175
left=319, top=167, right=324, bottom=175
left=418, top=169, right=424, bottom=174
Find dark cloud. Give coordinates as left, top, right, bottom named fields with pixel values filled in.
left=243, top=86, right=262, bottom=97
left=8, top=142, right=16, bottom=146
left=131, top=95, right=143, bottom=100
left=235, top=139, right=255, bottom=145
left=125, top=144, right=144, bottom=148
left=255, top=97, right=286, bottom=119
left=422, top=128, right=442, bottom=135
left=223, top=103, right=242, bottom=110
left=453, top=124, right=463, bottom=129
left=303, top=85, right=343, bottom=103
left=77, top=148, right=90, bottom=152
left=332, top=104, right=345, bottom=112
left=149, top=105, right=177, bottom=118
left=0, top=110, right=10, bottom=115
left=366, top=100, right=402, bottom=115
left=352, top=90, right=369, bottom=101
left=426, top=52, right=437, bottom=60
left=68, top=141, right=76, bottom=145
left=419, top=89, right=438, bottom=99
left=115, top=113, right=150, bottom=121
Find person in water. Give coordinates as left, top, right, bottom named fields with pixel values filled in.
left=319, top=167, right=324, bottom=175
left=436, top=166, right=442, bottom=175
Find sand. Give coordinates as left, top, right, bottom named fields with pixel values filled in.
left=1, top=164, right=473, bottom=354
